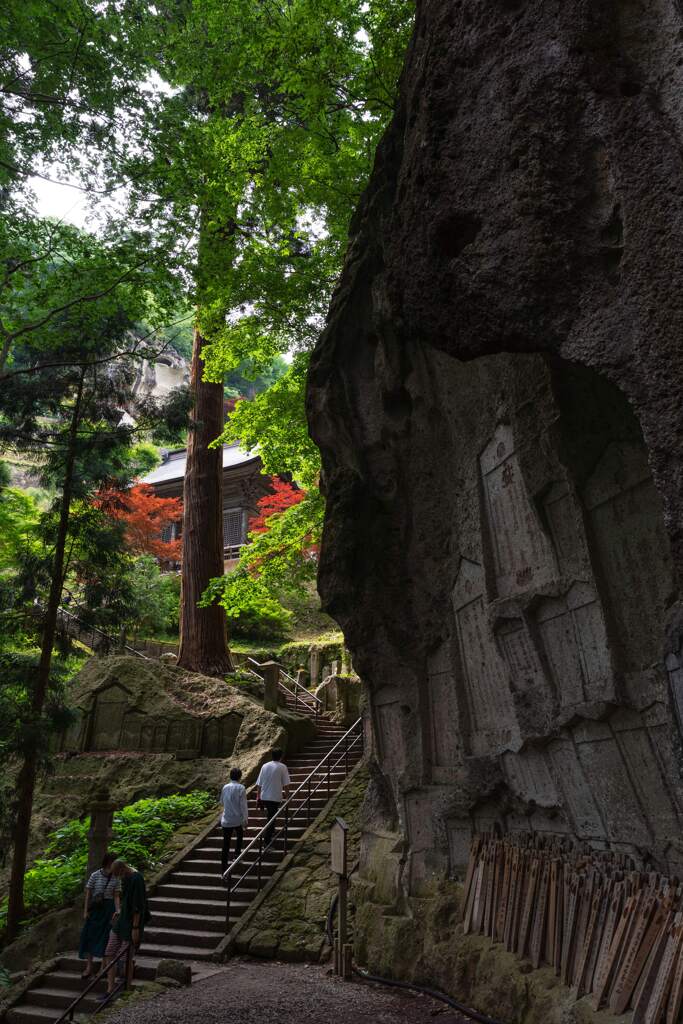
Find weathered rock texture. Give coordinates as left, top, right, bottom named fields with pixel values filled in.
left=307, top=0, right=683, bottom=1017
left=0, top=656, right=314, bottom=902
left=57, top=655, right=313, bottom=762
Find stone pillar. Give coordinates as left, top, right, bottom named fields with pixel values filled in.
left=296, top=668, right=309, bottom=690
left=309, top=646, right=321, bottom=687
left=262, top=661, right=280, bottom=712
left=341, top=646, right=352, bottom=675
left=87, top=789, right=115, bottom=879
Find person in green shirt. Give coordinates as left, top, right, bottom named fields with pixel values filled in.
left=99, top=859, right=150, bottom=1000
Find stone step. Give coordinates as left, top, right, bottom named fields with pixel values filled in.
left=57, top=955, right=159, bottom=981
left=138, top=942, right=215, bottom=962
left=149, top=910, right=228, bottom=933
left=169, top=864, right=277, bottom=887
left=7, top=1003, right=82, bottom=1023
left=155, top=882, right=251, bottom=902
left=184, top=848, right=301, bottom=867
left=150, top=893, right=227, bottom=912
left=190, top=831, right=308, bottom=853
left=143, top=926, right=223, bottom=950
left=41, top=969, right=110, bottom=993
left=24, top=985, right=139, bottom=1013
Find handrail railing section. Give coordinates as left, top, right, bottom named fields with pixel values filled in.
left=246, top=656, right=322, bottom=718
left=56, top=605, right=148, bottom=661
left=222, top=716, right=362, bottom=931
left=54, top=940, right=134, bottom=1022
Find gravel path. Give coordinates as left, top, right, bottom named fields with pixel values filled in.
left=105, top=960, right=471, bottom=1024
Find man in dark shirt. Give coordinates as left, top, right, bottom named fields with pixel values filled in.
left=99, top=859, right=149, bottom=1000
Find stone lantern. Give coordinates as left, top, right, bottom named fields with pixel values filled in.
left=86, top=786, right=115, bottom=879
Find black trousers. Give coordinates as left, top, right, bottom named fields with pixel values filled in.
left=262, top=801, right=281, bottom=846
left=221, top=826, right=244, bottom=871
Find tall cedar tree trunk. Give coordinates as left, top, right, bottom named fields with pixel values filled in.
left=177, top=326, right=234, bottom=675
left=5, top=371, right=85, bottom=940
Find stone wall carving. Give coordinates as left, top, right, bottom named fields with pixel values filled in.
left=306, top=0, right=683, bottom=1010
left=70, top=679, right=243, bottom=759
left=312, top=347, right=683, bottom=879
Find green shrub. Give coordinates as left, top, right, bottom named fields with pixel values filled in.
left=202, top=572, right=292, bottom=640
left=0, top=790, right=214, bottom=934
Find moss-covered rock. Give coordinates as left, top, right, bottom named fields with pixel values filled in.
left=352, top=873, right=631, bottom=1024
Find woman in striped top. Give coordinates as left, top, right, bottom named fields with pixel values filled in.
left=78, top=852, right=121, bottom=978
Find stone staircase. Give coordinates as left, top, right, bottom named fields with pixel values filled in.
left=6, top=693, right=361, bottom=1023
left=6, top=955, right=159, bottom=1024
left=143, top=710, right=356, bottom=960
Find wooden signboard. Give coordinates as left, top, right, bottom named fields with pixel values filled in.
left=610, top=893, right=656, bottom=1014
left=330, top=817, right=348, bottom=877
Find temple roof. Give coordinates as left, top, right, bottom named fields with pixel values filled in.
left=142, top=444, right=259, bottom=486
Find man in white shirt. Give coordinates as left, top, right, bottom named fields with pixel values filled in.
left=220, top=767, right=249, bottom=874
left=256, top=749, right=291, bottom=846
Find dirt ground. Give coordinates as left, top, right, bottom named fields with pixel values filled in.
left=105, top=959, right=472, bottom=1024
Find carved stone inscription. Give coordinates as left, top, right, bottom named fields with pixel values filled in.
left=200, top=713, right=242, bottom=758
left=480, top=424, right=558, bottom=597
left=452, top=559, right=518, bottom=754
left=611, top=711, right=682, bottom=842
left=574, top=725, right=651, bottom=846
left=502, top=749, right=558, bottom=808
left=546, top=738, right=604, bottom=838
left=86, top=686, right=240, bottom=757
left=536, top=583, right=613, bottom=707
left=666, top=652, right=683, bottom=733
left=91, top=684, right=129, bottom=751
left=543, top=483, right=587, bottom=577
left=428, top=644, right=460, bottom=768
left=496, top=620, right=546, bottom=694
left=583, top=442, right=675, bottom=677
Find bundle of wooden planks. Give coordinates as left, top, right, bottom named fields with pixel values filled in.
left=462, top=833, right=683, bottom=1023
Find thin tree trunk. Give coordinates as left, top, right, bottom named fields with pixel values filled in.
left=5, top=371, right=85, bottom=940
left=177, top=326, right=234, bottom=676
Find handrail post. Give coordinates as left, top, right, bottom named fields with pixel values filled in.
left=258, top=836, right=263, bottom=889
left=327, top=761, right=331, bottom=799
left=284, top=805, right=289, bottom=854
left=307, top=778, right=311, bottom=824
left=225, top=873, right=232, bottom=931
left=124, top=941, right=131, bottom=991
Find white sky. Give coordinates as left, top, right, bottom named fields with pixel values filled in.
left=30, top=175, right=90, bottom=227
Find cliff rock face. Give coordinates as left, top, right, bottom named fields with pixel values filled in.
left=307, top=0, right=683, bottom=1011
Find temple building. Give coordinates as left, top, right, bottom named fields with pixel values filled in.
left=142, top=443, right=272, bottom=570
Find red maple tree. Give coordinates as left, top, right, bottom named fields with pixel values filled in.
left=248, top=477, right=305, bottom=534
left=97, top=484, right=183, bottom=560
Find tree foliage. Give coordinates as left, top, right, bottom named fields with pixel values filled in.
left=249, top=478, right=305, bottom=535
left=98, top=484, right=183, bottom=561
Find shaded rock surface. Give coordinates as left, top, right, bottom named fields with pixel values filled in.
left=307, top=1, right=683, bottom=1019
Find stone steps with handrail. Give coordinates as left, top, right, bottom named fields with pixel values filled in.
left=6, top=696, right=362, bottom=1024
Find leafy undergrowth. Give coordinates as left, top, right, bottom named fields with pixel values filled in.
left=0, top=791, right=214, bottom=935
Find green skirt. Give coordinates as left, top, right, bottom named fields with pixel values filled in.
left=78, top=898, right=116, bottom=959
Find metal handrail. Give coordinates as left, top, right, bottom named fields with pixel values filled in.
left=222, top=717, right=362, bottom=930
left=247, top=657, right=321, bottom=717
left=57, top=605, right=148, bottom=660
left=280, top=666, right=323, bottom=709
left=54, top=940, right=133, bottom=1022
